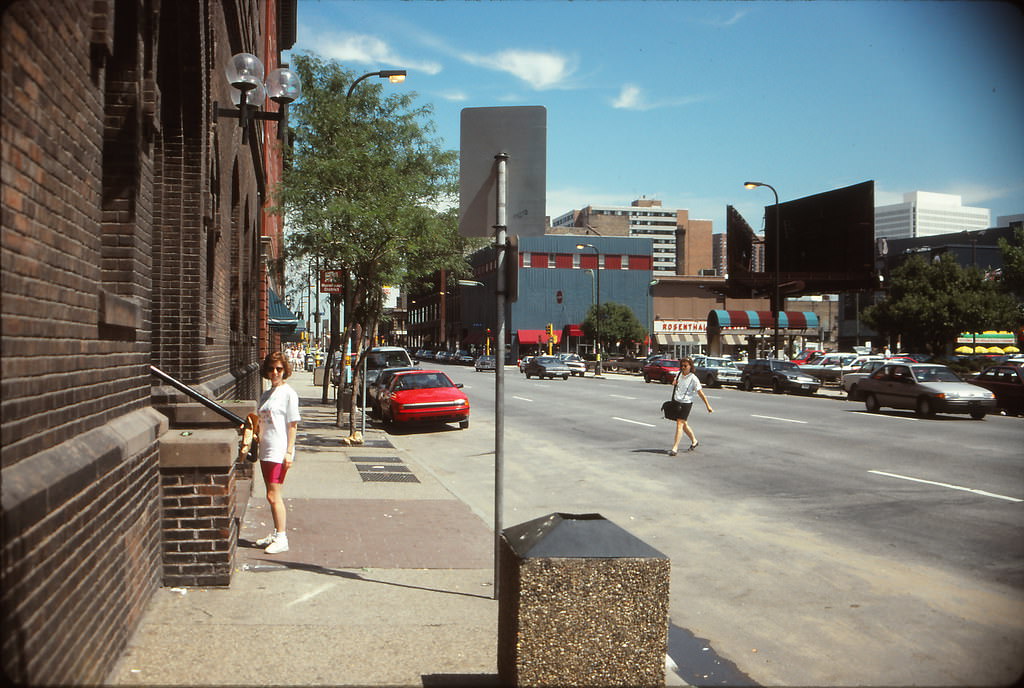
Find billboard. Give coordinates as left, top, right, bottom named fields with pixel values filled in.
left=765, top=180, right=876, bottom=289
left=727, top=181, right=877, bottom=296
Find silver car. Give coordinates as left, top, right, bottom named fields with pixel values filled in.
left=693, top=356, right=742, bottom=388
left=858, top=363, right=996, bottom=419
left=557, top=353, right=587, bottom=377
left=842, top=359, right=890, bottom=400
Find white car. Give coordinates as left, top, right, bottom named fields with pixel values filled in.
left=557, top=353, right=587, bottom=377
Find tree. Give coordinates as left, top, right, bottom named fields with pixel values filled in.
left=581, top=302, right=647, bottom=355
left=276, top=54, right=473, bottom=435
left=997, top=227, right=1024, bottom=299
left=862, top=253, right=1020, bottom=355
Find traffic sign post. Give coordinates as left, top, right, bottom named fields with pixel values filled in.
left=459, top=106, right=546, bottom=599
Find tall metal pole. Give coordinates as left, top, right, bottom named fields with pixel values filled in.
left=493, top=152, right=508, bottom=599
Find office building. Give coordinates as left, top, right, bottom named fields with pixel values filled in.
left=875, top=191, right=991, bottom=240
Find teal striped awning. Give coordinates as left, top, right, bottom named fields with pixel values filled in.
left=269, top=289, right=300, bottom=332
left=708, top=310, right=819, bottom=331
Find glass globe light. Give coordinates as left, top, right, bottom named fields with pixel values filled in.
left=225, top=52, right=264, bottom=92
left=230, top=81, right=265, bottom=108
left=266, top=67, right=302, bottom=104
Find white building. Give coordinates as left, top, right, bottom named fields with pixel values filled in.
left=875, top=191, right=991, bottom=240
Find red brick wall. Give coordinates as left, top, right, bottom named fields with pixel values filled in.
left=1, top=0, right=278, bottom=683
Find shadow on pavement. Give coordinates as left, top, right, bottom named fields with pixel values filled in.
left=260, top=560, right=495, bottom=601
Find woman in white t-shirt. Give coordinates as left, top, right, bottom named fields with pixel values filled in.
left=253, top=351, right=301, bottom=554
left=669, top=357, right=713, bottom=456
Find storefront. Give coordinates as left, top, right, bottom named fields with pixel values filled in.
left=653, top=319, right=706, bottom=358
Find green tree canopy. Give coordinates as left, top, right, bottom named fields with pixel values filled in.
left=862, top=252, right=1020, bottom=355
left=997, top=227, right=1024, bottom=299
left=276, top=53, right=475, bottom=424
left=581, top=302, right=647, bottom=353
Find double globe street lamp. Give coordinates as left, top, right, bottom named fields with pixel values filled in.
left=217, top=52, right=303, bottom=144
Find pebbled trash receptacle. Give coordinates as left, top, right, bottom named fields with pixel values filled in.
left=498, top=512, right=670, bottom=687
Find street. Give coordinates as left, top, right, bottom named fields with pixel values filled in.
left=383, top=362, right=1024, bottom=686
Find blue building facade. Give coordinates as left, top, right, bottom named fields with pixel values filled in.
left=459, top=235, right=655, bottom=356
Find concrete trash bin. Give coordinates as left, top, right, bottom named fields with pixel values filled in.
left=498, top=512, right=670, bottom=687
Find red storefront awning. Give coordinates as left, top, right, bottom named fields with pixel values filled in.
left=516, top=329, right=561, bottom=345
left=564, top=324, right=584, bottom=337
left=707, top=310, right=819, bottom=330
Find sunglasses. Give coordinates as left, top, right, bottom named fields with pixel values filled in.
left=271, top=366, right=285, bottom=372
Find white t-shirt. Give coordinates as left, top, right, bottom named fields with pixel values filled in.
left=257, top=383, right=301, bottom=463
left=672, top=372, right=702, bottom=404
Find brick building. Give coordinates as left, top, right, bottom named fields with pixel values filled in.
left=1, top=1, right=295, bottom=684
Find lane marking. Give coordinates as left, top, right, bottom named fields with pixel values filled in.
left=751, top=414, right=808, bottom=424
left=855, top=411, right=919, bottom=421
left=868, top=470, right=1023, bottom=503
left=512, top=396, right=533, bottom=403
left=609, top=394, right=638, bottom=400
left=613, top=417, right=657, bottom=428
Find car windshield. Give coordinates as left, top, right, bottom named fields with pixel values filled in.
left=558, top=354, right=582, bottom=361
left=367, top=351, right=412, bottom=369
left=393, top=373, right=454, bottom=390
left=913, top=367, right=961, bottom=383
left=705, top=358, right=736, bottom=368
left=535, top=356, right=559, bottom=364
left=771, top=360, right=800, bottom=371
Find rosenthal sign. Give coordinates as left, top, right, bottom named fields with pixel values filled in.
left=654, top=320, right=707, bottom=334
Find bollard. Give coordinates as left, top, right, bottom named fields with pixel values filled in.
left=498, top=513, right=670, bottom=687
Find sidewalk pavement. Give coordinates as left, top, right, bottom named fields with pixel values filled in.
left=108, top=372, right=688, bottom=687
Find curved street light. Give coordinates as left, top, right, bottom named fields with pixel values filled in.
left=346, top=69, right=408, bottom=99
left=576, top=243, right=603, bottom=376
left=744, top=181, right=782, bottom=358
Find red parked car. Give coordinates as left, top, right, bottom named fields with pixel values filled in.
left=380, top=370, right=470, bottom=429
left=643, top=358, right=680, bottom=384
left=970, top=363, right=1024, bottom=416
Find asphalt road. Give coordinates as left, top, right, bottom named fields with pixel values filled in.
left=386, top=363, right=1024, bottom=687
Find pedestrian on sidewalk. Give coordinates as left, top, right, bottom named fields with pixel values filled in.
left=255, top=351, right=301, bottom=554
left=668, top=357, right=713, bottom=456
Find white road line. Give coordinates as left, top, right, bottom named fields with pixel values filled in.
left=512, top=396, right=534, bottom=402
left=613, top=417, right=657, bottom=428
left=868, top=470, right=1023, bottom=503
left=609, top=394, right=638, bottom=400
left=750, top=414, right=808, bottom=424
left=856, top=411, right=919, bottom=421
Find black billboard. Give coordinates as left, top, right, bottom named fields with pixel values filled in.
left=765, top=180, right=876, bottom=290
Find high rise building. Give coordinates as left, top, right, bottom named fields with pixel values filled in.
left=875, top=191, right=990, bottom=240
left=550, top=198, right=712, bottom=276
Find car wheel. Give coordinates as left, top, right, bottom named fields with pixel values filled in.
left=847, top=385, right=859, bottom=401
left=459, top=418, right=470, bottom=429
left=915, top=397, right=935, bottom=418
left=743, top=377, right=754, bottom=391
left=525, top=372, right=531, bottom=379
left=772, top=378, right=784, bottom=394
left=710, top=375, right=721, bottom=389
left=864, top=393, right=880, bottom=413
left=969, top=408, right=987, bottom=420
left=644, top=376, right=651, bottom=383
left=562, top=374, right=569, bottom=380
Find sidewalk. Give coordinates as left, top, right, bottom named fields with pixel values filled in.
left=107, top=373, right=500, bottom=687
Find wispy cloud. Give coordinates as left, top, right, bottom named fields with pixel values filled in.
left=612, top=84, right=708, bottom=111
left=461, top=49, right=578, bottom=90
left=301, top=27, right=442, bottom=75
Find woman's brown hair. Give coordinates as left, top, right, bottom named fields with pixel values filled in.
left=261, top=351, right=292, bottom=379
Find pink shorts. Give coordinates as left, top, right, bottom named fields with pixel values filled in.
left=260, top=460, right=289, bottom=485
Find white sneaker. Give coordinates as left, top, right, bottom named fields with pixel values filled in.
left=255, top=531, right=276, bottom=547
left=264, top=532, right=289, bottom=554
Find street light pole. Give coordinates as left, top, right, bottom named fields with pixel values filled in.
left=744, top=181, right=781, bottom=358
left=576, top=243, right=602, bottom=376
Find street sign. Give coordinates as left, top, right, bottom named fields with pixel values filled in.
left=459, top=106, right=546, bottom=237
left=319, top=269, right=345, bottom=294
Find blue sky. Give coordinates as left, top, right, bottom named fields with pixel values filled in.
left=288, top=0, right=1024, bottom=234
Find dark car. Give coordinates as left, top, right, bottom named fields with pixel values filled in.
left=523, top=355, right=571, bottom=380
left=379, top=369, right=470, bottom=429
left=969, top=363, right=1023, bottom=416
left=741, top=359, right=821, bottom=395
left=452, top=350, right=475, bottom=365
left=858, top=362, right=996, bottom=419
left=643, top=358, right=680, bottom=384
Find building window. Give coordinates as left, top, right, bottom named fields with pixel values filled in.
left=573, top=254, right=580, bottom=269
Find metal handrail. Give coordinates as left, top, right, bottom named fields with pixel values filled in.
left=149, top=365, right=246, bottom=425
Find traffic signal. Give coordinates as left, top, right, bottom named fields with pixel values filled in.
left=545, top=323, right=554, bottom=339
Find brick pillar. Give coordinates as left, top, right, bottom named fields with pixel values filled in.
left=159, top=430, right=238, bottom=586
